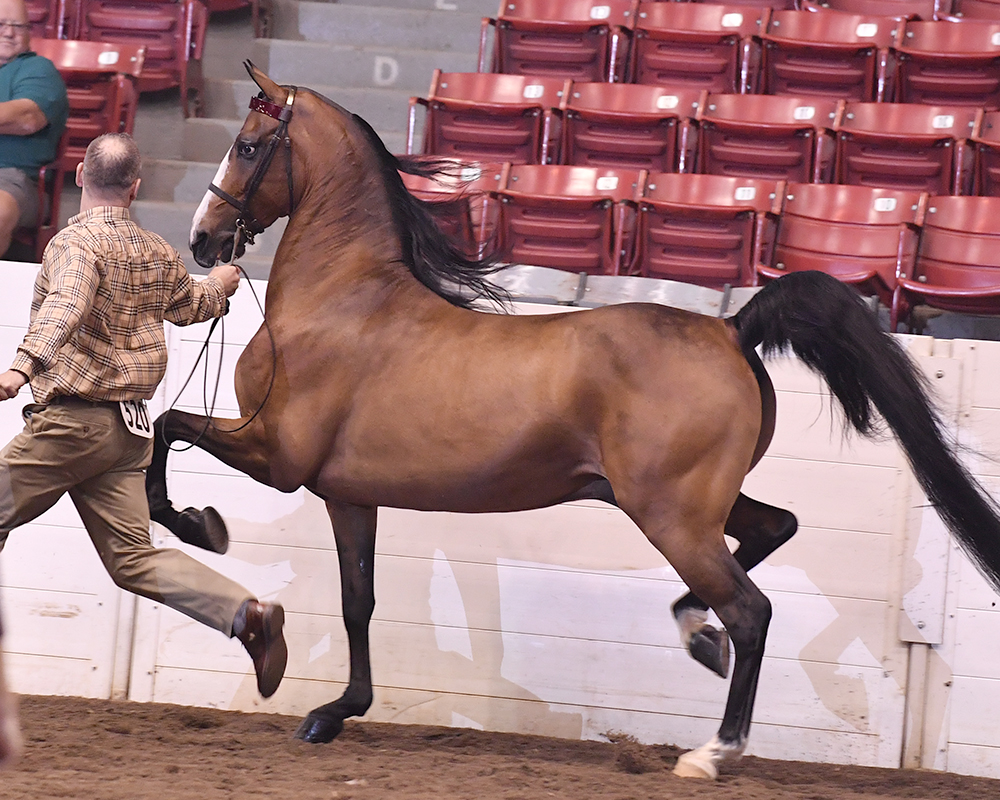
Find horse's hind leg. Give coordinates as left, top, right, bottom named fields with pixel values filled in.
left=642, top=516, right=772, bottom=779
left=673, top=493, right=797, bottom=678
left=296, top=500, right=377, bottom=744
left=146, top=410, right=273, bottom=553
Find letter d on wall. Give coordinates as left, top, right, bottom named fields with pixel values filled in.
left=374, top=56, right=399, bottom=87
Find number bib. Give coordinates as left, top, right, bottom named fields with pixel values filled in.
left=119, top=399, right=153, bottom=439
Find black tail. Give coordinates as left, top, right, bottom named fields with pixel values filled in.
left=733, top=271, right=1000, bottom=596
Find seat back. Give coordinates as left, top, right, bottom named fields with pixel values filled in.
left=696, top=93, right=843, bottom=182
left=801, top=0, right=941, bottom=20
left=972, top=108, right=1000, bottom=194
left=948, top=0, right=1000, bottom=19
left=410, top=71, right=570, bottom=164
left=836, top=101, right=980, bottom=193
left=761, top=10, right=898, bottom=100
left=893, top=19, right=1000, bottom=107
left=400, top=160, right=508, bottom=258
left=481, top=0, right=636, bottom=82
left=630, top=2, right=767, bottom=93
left=75, top=0, right=207, bottom=117
left=25, top=0, right=71, bottom=39
left=32, top=39, right=146, bottom=172
left=632, top=172, right=784, bottom=287
left=766, top=182, right=925, bottom=298
left=495, top=164, right=645, bottom=275
left=560, top=82, right=704, bottom=172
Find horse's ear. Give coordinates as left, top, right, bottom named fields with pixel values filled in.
left=244, top=60, right=285, bottom=102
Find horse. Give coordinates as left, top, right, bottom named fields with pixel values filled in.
left=146, top=61, right=1000, bottom=779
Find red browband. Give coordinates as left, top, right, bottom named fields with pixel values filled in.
left=250, top=94, right=293, bottom=122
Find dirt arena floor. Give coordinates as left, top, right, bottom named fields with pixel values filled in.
left=1, top=695, right=998, bottom=800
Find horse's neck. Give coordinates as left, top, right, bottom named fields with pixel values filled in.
left=264, top=193, right=426, bottom=316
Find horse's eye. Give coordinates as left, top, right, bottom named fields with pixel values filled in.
left=237, top=142, right=258, bottom=159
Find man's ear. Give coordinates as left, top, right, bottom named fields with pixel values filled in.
left=128, top=178, right=141, bottom=204
left=75, top=162, right=84, bottom=188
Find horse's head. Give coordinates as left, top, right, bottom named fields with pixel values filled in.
left=189, top=62, right=307, bottom=267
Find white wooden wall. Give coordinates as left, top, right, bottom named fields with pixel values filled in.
left=0, top=261, right=999, bottom=778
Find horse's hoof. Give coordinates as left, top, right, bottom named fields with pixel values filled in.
left=688, top=625, right=730, bottom=678
left=175, top=507, right=229, bottom=554
left=672, top=750, right=718, bottom=779
left=294, top=714, right=344, bottom=743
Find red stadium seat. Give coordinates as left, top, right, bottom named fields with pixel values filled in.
left=629, top=172, right=784, bottom=288
left=892, top=19, right=1000, bottom=108
left=835, top=101, right=980, bottom=194
left=948, top=0, right=1000, bottom=19
left=202, top=0, right=270, bottom=37
left=407, top=71, right=570, bottom=165
left=31, top=39, right=146, bottom=172
left=758, top=182, right=926, bottom=310
left=494, top=164, right=646, bottom=275
left=75, top=0, right=208, bottom=117
left=894, top=195, right=1000, bottom=328
left=629, top=2, right=768, bottom=93
left=10, top=134, right=69, bottom=263
left=478, top=0, right=636, bottom=83
left=25, top=0, right=72, bottom=39
left=971, top=109, right=1000, bottom=194
left=801, top=0, right=943, bottom=20
left=695, top=93, right=843, bottom=182
left=400, top=160, right=508, bottom=258
left=560, top=82, right=704, bottom=172
left=760, top=10, right=898, bottom=101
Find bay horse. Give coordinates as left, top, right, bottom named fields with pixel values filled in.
left=146, top=62, right=1000, bottom=779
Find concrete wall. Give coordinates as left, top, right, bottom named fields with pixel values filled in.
left=0, top=261, right=999, bottom=777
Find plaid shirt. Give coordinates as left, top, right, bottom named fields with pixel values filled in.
left=10, top=206, right=227, bottom=404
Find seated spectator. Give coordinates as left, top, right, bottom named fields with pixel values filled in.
left=0, top=0, right=68, bottom=259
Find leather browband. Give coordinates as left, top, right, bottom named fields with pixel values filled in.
left=250, top=95, right=293, bottom=122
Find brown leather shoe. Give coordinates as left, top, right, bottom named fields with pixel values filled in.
left=235, top=601, right=287, bottom=698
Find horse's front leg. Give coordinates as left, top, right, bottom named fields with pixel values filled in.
left=295, top=500, right=377, bottom=743
left=146, top=409, right=273, bottom=553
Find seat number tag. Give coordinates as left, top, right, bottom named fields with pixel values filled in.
left=119, top=399, right=153, bottom=438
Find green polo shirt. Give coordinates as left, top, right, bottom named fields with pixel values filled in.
left=0, top=51, right=68, bottom=173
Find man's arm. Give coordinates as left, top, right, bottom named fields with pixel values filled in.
left=0, top=98, right=48, bottom=137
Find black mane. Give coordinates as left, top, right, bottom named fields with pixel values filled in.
left=297, top=88, right=508, bottom=310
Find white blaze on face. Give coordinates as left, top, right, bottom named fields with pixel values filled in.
left=190, top=147, right=233, bottom=248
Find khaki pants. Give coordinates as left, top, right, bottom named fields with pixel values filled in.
left=0, top=399, right=250, bottom=635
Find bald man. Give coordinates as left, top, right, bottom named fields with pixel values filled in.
left=0, top=0, right=68, bottom=257
left=0, top=133, right=288, bottom=701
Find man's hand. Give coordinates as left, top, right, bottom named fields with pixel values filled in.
left=208, top=263, right=241, bottom=298
left=0, top=371, right=26, bottom=402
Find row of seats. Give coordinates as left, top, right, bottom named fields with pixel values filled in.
left=408, top=76, right=1000, bottom=195
left=25, top=0, right=227, bottom=117
left=479, top=1, right=1000, bottom=106
left=401, top=162, right=1000, bottom=330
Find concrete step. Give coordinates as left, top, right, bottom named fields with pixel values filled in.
left=180, top=114, right=405, bottom=163
left=251, top=37, right=477, bottom=93
left=271, top=0, right=484, bottom=52
left=138, top=159, right=219, bottom=204
left=205, top=78, right=413, bottom=135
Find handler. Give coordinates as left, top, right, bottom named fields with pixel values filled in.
left=0, top=0, right=68, bottom=257
left=0, top=133, right=287, bottom=700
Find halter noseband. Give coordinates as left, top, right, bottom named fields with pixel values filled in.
left=208, top=87, right=297, bottom=246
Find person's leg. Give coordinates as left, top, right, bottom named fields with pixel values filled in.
left=0, top=638, right=20, bottom=769
left=69, top=420, right=287, bottom=696
left=0, top=169, right=39, bottom=260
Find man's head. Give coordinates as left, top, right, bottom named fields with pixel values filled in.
left=76, top=133, right=142, bottom=208
left=0, top=0, right=30, bottom=69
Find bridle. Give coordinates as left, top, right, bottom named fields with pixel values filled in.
left=208, top=87, right=297, bottom=246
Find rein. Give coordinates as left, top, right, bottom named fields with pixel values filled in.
left=165, top=89, right=293, bottom=451
left=208, top=87, right=297, bottom=244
